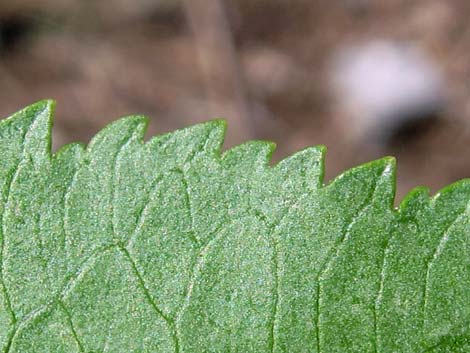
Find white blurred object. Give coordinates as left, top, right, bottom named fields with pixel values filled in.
left=330, top=40, right=446, bottom=143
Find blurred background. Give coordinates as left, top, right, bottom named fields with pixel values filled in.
left=0, top=0, right=468, bottom=201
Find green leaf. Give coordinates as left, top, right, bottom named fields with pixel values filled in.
left=0, top=100, right=469, bottom=352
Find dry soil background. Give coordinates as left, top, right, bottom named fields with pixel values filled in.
left=0, top=0, right=468, bottom=201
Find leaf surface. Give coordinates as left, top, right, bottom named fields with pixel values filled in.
left=1, top=101, right=469, bottom=352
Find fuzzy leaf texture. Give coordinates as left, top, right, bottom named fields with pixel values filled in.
left=0, top=101, right=469, bottom=353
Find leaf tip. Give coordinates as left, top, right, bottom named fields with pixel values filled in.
left=32, top=98, right=56, bottom=114
left=54, top=142, right=86, bottom=161
left=379, top=155, right=396, bottom=168
left=202, top=118, right=227, bottom=154
left=87, top=114, right=149, bottom=152
left=222, top=140, right=276, bottom=169
left=398, top=186, right=430, bottom=212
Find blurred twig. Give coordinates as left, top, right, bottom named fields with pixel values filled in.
left=182, top=0, right=255, bottom=142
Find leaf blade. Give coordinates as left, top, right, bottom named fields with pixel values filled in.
left=0, top=102, right=469, bottom=352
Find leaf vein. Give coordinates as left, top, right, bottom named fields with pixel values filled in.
left=373, top=224, right=394, bottom=353
left=6, top=245, right=115, bottom=350
left=176, top=169, right=199, bottom=245
left=315, top=167, right=386, bottom=353
left=58, top=300, right=85, bottom=353
left=175, top=224, right=227, bottom=341
left=126, top=175, right=165, bottom=249
left=0, top=107, right=50, bottom=352
left=422, top=208, right=468, bottom=331
left=117, top=244, right=180, bottom=353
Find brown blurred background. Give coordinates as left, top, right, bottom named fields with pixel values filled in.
left=0, top=0, right=468, bottom=201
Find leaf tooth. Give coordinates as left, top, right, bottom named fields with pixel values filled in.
left=86, top=115, right=148, bottom=154
left=53, top=143, right=85, bottom=163
left=377, top=156, right=396, bottom=208
left=221, top=140, right=276, bottom=170
left=21, top=100, right=55, bottom=166
left=325, top=157, right=396, bottom=210
left=429, top=179, right=470, bottom=223
left=275, top=145, right=326, bottom=190
left=200, top=119, right=226, bottom=156
left=328, top=156, right=395, bottom=187
left=396, top=177, right=470, bottom=220
left=145, top=120, right=226, bottom=164
left=432, top=179, right=470, bottom=204
left=398, top=186, right=430, bottom=216
left=0, top=99, right=53, bottom=127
